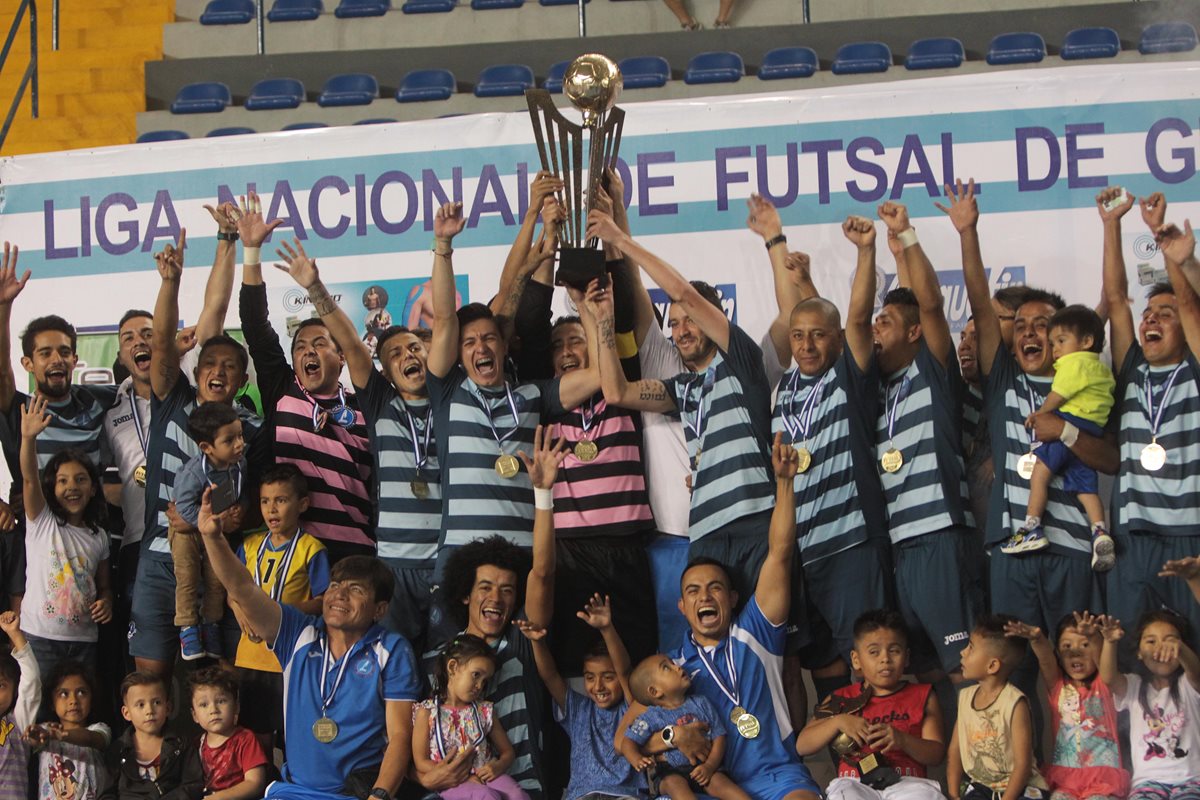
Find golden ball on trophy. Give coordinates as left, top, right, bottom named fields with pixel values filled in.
left=563, top=53, right=623, bottom=124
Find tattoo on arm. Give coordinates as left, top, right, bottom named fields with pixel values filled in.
left=598, top=318, right=616, bottom=350
left=309, top=285, right=337, bottom=317
left=637, top=380, right=668, bottom=402
left=499, top=273, right=531, bottom=319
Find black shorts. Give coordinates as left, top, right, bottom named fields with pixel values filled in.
left=237, top=668, right=284, bottom=736
left=802, top=539, right=894, bottom=667
left=1, top=520, right=26, bottom=598
left=381, top=563, right=436, bottom=656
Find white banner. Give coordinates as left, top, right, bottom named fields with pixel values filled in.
left=1, top=61, right=1199, bottom=383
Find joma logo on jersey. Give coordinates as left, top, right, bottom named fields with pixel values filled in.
left=943, top=631, right=969, bottom=645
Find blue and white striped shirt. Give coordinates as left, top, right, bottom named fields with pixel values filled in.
left=772, top=349, right=888, bottom=565
left=1113, top=346, right=1200, bottom=536
left=0, top=386, right=119, bottom=480
left=875, top=341, right=972, bottom=543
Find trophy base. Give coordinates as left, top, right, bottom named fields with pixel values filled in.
left=857, top=754, right=900, bottom=791
left=555, top=247, right=609, bottom=291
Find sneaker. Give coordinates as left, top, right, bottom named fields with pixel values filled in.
left=1000, top=525, right=1050, bottom=554
left=1092, top=525, right=1116, bottom=572
left=201, top=623, right=224, bottom=659
left=180, top=625, right=205, bottom=661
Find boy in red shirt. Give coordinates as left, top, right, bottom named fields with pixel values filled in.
left=796, top=610, right=948, bottom=800
left=188, top=667, right=269, bottom=800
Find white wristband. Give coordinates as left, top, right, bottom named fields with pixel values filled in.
left=897, top=228, right=919, bottom=249
left=1060, top=421, right=1079, bottom=448
left=534, top=487, right=554, bottom=511
left=243, top=245, right=261, bottom=265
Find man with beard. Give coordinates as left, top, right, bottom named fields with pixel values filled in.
left=237, top=193, right=373, bottom=564
left=276, top=240, right=442, bottom=655
left=1098, top=189, right=1200, bottom=645
left=129, top=222, right=266, bottom=679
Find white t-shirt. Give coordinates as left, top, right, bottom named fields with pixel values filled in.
left=638, top=326, right=691, bottom=538
left=102, top=378, right=152, bottom=550
left=1115, top=672, right=1200, bottom=786
left=36, top=722, right=111, bottom=800
left=21, top=507, right=109, bottom=642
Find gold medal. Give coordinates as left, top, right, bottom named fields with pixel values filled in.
left=573, top=438, right=599, bottom=462
left=134, top=464, right=147, bottom=487
left=880, top=447, right=903, bottom=474
left=795, top=446, right=812, bottom=474
left=1140, top=441, right=1167, bottom=471
left=312, top=716, right=339, bottom=743
left=411, top=479, right=430, bottom=499
left=734, top=712, right=761, bottom=739
left=1017, top=452, right=1038, bottom=480
left=730, top=706, right=747, bottom=723
left=495, top=454, right=520, bottom=479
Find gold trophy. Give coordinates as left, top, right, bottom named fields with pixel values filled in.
left=525, top=54, right=625, bottom=289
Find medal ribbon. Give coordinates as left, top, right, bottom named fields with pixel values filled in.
left=578, top=396, right=597, bottom=438
left=127, top=389, right=149, bottom=459
left=781, top=371, right=829, bottom=443
left=1021, top=377, right=1045, bottom=448
left=883, top=374, right=909, bottom=444
left=403, top=403, right=434, bottom=472
left=253, top=531, right=303, bottom=603
left=691, top=634, right=741, bottom=709
left=297, top=379, right=353, bottom=432
left=470, top=382, right=521, bottom=451
left=682, top=368, right=717, bottom=442
left=431, top=700, right=485, bottom=761
left=319, top=635, right=355, bottom=718
left=1143, top=363, right=1186, bottom=440
left=201, top=455, right=243, bottom=498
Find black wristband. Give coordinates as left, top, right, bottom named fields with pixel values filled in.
left=764, top=233, right=787, bottom=250
left=216, top=231, right=239, bottom=242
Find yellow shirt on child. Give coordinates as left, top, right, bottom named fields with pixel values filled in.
left=1051, top=351, right=1115, bottom=427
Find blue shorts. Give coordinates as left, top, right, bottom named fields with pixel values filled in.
left=737, top=762, right=821, bottom=800
left=648, top=533, right=691, bottom=652
left=895, top=528, right=981, bottom=675
left=803, top=540, right=893, bottom=667
left=1035, top=413, right=1102, bottom=494
left=128, top=554, right=240, bottom=662
left=265, top=780, right=355, bottom=800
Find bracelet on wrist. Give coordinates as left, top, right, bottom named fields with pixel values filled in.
left=764, top=233, right=787, bottom=250
left=216, top=230, right=239, bottom=242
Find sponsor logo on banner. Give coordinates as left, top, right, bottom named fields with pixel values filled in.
left=1132, top=235, right=1167, bottom=286
left=648, top=284, right=738, bottom=335
left=876, top=267, right=1026, bottom=335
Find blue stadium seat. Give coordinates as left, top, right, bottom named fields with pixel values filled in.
left=831, top=41, right=891, bottom=74
left=207, top=127, right=257, bottom=137
left=1139, top=21, right=1198, bottom=54
left=905, top=37, right=963, bottom=70
left=200, top=0, right=255, bottom=24
left=471, top=0, right=522, bottom=7
left=618, top=56, right=670, bottom=89
left=396, top=69, right=456, bottom=102
left=137, top=130, right=190, bottom=143
left=683, top=51, right=743, bottom=85
left=543, top=60, right=568, bottom=93
left=267, top=0, right=323, bottom=21
left=986, top=32, right=1046, bottom=65
left=334, top=0, right=390, bottom=17
left=401, top=0, right=455, bottom=11
left=1061, top=27, right=1120, bottom=60
left=355, top=118, right=397, bottom=124
left=540, top=0, right=587, bottom=5
left=474, top=64, right=534, bottom=97
left=245, top=78, right=306, bottom=110
left=282, top=122, right=328, bottom=130
left=317, top=73, right=379, bottom=106
left=170, top=82, right=232, bottom=114
left=757, top=46, right=817, bottom=79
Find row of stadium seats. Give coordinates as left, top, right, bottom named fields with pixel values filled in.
left=162, top=22, right=1199, bottom=120
left=200, top=0, right=631, bottom=23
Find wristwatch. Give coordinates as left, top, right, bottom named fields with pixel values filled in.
left=660, top=725, right=675, bottom=748
left=369, top=789, right=392, bottom=800
left=216, top=230, right=239, bottom=242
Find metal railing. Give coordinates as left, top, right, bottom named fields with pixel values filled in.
left=0, top=0, right=38, bottom=153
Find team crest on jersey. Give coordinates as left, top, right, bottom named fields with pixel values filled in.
left=355, top=657, right=376, bottom=677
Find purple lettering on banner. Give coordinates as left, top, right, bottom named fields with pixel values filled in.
left=422, top=167, right=464, bottom=231
left=638, top=151, right=677, bottom=216
left=1065, top=123, right=1107, bottom=189
left=468, top=164, right=515, bottom=228
left=310, top=175, right=351, bottom=239
left=96, top=193, right=138, bottom=256
left=371, top=170, right=418, bottom=234
left=846, top=137, right=887, bottom=202
left=614, top=157, right=633, bottom=209
left=354, top=174, right=368, bottom=236
left=1145, top=118, right=1196, bottom=185
left=80, top=196, right=91, bottom=258
left=43, top=200, right=77, bottom=260
left=800, top=139, right=843, bottom=205
left=890, top=134, right=939, bottom=199
left=715, top=146, right=751, bottom=211
left=516, top=161, right=529, bottom=220
left=1015, top=126, right=1060, bottom=192
left=938, top=133, right=982, bottom=196
left=265, top=180, right=308, bottom=240
left=216, top=184, right=257, bottom=208
left=142, top=190, right=181, bottom=253
left=755, top=143, right=798, bottom=207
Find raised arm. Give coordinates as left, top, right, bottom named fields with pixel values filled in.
left=1098, top=615, right=1126, bottom=698
left=937, top=179, right=1000, bottom=376
left=150, top=231, right=187, bottom=400
left=1092, top=187, right=1137, bottom=370
left=19, top=395, right=51, bottom=520
left=233, top=192, right=284, bottom=289
left=584, top=282, right=676, bottom=414
left=579, top=592, right=634, bottom=701
left=1156, top=218, right=1200, bottom=356
left=556, top=283, right=602, bottom=409
left=1179, top=640, right=1200, bottom=692
left=1004, top=619, right=1061, bottom=688
left=842, top=216, right=879, bottom=372
left=755, top=433, right=799, bottom=626
left=194, top=202, right=244, bottom=344
left=587, top=209, right=730, bottom=353
left=0, top=243, right=29, bottom=413
left=1160, top=556, right=1200, bottom=605
left=747, top=194, right=812, bottom=371
left=880, top=201, right=952, bottom=366
left=275, top=240, right=375, bottom=388
left=427, top=202, right=467, bottom=380
left=490, top=171, right=563, bottom=320
left=520, top=425, right=567, bottom=628
left=515, top=621, right=568, bottom=709
left=196, top=486, right=282, bottom=645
